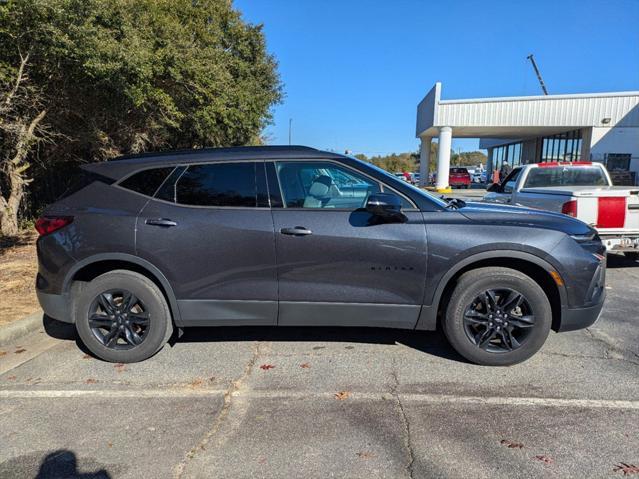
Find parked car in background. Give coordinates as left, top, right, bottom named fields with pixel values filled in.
left=450, top=167, right=472, bottom=188
left=36, top=146, right=606, bottom=366
left=484, top=161, right=639, bottom=258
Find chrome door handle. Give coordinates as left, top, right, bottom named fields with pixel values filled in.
left=146, top=218, right=178, bottom=227
left=280, top=226, right=312, bottom=236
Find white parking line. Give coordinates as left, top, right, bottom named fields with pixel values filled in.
left=1, top=389, right=639, bottom=410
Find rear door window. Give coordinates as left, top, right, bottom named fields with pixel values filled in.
left=172, top=162, right=257, bottom=207
left=119, top=167, right=174, bottom=197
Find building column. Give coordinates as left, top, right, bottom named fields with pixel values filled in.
left=435, top=126, right=452, bottom=192
left=580, top=127, right=592, bottom=161
left=419, top=137, right=431, bottom=187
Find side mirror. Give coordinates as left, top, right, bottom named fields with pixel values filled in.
left=366, top=193, right=402, bottom=217
left=486, top=183, right=501, bottom=192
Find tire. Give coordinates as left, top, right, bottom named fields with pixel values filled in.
left=74, top=270, right=173, bottom=363
left=624, top=252, right=639, bottom=261
left=442, top=267, right=552, bottom=366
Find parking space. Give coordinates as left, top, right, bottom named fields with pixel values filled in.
left=1, top=255, right=638, bottom=478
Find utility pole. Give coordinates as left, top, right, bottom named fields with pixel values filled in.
left=288, top=118, right=292, bottom=145
left=526, top=54, right=549, bottom=95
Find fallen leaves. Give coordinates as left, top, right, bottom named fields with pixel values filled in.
left=189, top=378, right=204, bottom=389
left=0, top=351, right=6, bottom=357
left=533, top=455, right=554, bottom=465
left=500, top=439, right=524, bottom=449
left=114, top=363, right=127, bottom=373
left=259, top=364, right=275, bottom=371
left=85, top=378, right=98, bottom=384
left=356, top=451, right=375, bottom=459
left=300, top=363, right=311, bottom=369
left=7, top=375, right=16, bottom=381
left=14, top=348, right=26, bottom=354
left=614, top=463, right=639, bottom=475
left=334, top=391, right=350, bottom=400
left=82, top=354, right=92, bottom=360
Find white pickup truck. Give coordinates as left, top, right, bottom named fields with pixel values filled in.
left=484, top=162, right=639, bottom=257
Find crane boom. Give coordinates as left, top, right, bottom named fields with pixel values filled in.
left=526, top=54, right=549, bottom=95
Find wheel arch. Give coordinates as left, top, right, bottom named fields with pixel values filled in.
left=416, top=251, right=567, bottom=332
left=64, top=253, right=182, bottom=325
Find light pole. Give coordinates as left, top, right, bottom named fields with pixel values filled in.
left=288, top=118, right=292, bottom=145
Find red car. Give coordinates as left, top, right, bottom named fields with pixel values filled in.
left=450, top=167, right=471, bottom=188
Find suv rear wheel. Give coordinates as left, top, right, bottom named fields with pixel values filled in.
left=443, top=267, right=552, bottom=366
left=74, top=270, right=173, bottom=363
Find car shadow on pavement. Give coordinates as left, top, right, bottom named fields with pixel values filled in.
left=174, top=326, right=469, bottom=363
left=606, top=252, right=638, bottom=268
left=42, top=314, right=468, bottom=363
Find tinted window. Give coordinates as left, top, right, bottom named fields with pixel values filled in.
left=119, top=167, right=174, bottom=197
left=175, top=163, right=257, bottom=207
left=155, top=166, right=187, bottom=203
left=276, top=161, right=381, bottom=209
left=523, top=166, right=608, bottom=188
left=450, top=168, right=469, bottom=174
left=57, top=170, right=115, bottom=200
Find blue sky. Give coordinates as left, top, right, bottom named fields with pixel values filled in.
left=235, top=0, right=639, bottom=156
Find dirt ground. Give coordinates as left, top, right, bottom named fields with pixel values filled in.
left=0, top=231, right=39, bottom=325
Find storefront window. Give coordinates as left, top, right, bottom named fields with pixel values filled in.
left=540, top=130, right=581, bottom=162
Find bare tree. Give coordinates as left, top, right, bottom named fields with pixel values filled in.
left=0, top=52, right=48, bottom=236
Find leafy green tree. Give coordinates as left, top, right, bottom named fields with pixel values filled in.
left=0, top=0, right=282, bottom=235
left=451, top=151, right=487, bottom=167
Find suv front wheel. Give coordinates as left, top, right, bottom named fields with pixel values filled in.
left=443, top=267, right=552, bottom=366
left=74, top=270, right=173, bottom=363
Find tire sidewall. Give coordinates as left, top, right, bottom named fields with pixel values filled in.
left=75, top=271, right=171, bottom=363
left=444, top=269, right=552, bottom=366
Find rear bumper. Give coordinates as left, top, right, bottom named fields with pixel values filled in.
left=558, top=291, right=606, bottom=332
left=599, top=234, right=639, bottom=252
left=36, top=290, right=73, bottom=323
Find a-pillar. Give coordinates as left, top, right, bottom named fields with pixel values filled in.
left=435, top=126, right=452, bottom=193
left=419, top=137, right=431, bottom=187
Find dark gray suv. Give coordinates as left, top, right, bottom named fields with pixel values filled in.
left=35, top=146, right=606, bottom=365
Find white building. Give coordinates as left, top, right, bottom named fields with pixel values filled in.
left=416, top=82, right=639, bottom=191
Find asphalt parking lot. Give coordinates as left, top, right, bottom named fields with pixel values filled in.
left=1, top=254, right=638, bottom=479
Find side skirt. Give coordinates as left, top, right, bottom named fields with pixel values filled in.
left=278, top=301, right=420, bottom=329
left=177, top=300, right=277, bottom=327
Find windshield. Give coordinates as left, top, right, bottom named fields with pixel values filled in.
left=523, top=166, right=609, bottom=188
left=352, top=158, right=448, bottom=208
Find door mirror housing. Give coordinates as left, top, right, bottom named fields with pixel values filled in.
left=486, top=182, right=501, bottom=192
left=366, top=193, right=402, bottom=217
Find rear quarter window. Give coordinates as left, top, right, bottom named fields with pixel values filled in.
left=56, top=170, right=115, bottom=201
left=119, top=167, right=175, bottom=197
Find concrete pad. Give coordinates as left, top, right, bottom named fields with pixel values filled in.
left=0, top=396, right=224, bottom=479
left=181, top=396, right=409, bottom=479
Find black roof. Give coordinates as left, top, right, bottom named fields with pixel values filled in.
left=82, top=145, right=345, bottom=180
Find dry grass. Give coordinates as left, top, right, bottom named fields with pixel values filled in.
left=0, top=230, right=39, bottom=325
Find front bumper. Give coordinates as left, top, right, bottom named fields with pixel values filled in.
left=558, top=290, right=606, bottom=332
left=36, top=290, right=73, bottom=323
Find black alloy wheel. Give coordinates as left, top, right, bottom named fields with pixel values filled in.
left=88, top=289, right=150, bottom=349
left=463, top=288, right=535, bottom=353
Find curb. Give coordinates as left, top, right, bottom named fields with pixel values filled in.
left=0, top=311, right=44, bottom=346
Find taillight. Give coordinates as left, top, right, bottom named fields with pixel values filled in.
left=35, top=216, right=73, bottom=236
left=561, top=200, right=578, bottom=217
